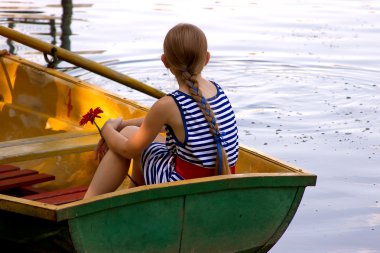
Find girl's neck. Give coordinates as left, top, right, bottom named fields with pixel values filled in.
left=175, top=74, right=217, bottom=99
left=176, top=74, right=202, bottom=91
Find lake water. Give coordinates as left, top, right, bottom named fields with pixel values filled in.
left=1, top=0, right=379, bottom=252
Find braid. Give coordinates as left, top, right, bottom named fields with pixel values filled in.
left=182, top=71, right=219, bottom=136
left=182, top=71, right=231, bottom=175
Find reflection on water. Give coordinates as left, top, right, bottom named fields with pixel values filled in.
left=60, top=0, right=72, bottom=51
left=0, top=0, right=90, bottom=63
left=0, top=0, right=380, bottom=252
left=1, top=0, right=73, bottom=60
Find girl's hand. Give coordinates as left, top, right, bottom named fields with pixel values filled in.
left=95, top=137, right=108, bottom=161
left=104, top=117, right=123, bottom=131
left=95, top=117, right=123, bottom=161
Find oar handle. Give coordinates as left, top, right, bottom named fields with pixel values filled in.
left=0, top=25, right=166, bottom=99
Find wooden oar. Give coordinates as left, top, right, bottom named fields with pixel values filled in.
left=0, top=25, right=165, bottom=99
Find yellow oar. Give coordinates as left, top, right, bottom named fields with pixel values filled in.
left=0, top=25, right=165, bottom=99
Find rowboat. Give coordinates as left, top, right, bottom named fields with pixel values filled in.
left=0, top=27, right=316, bottom=253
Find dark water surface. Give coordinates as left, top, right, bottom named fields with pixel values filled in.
left=1, top=0, right=379, bottom=252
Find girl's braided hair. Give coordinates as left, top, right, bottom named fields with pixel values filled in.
left=163, top=23, right=230, bottom=175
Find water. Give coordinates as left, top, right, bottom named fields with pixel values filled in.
left=1, top=0, right=380, bottom=252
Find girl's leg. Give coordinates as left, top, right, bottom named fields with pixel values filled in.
left=84, top=126, right=141, bottom=198
left=84, top=126, right=145, bottom=198
left=84, top=149, right=130, bottom=199
left=127, top=129, right=166, bottom=188
left=84, top=126, right=166, bottom=198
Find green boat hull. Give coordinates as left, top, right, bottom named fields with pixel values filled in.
left=1, top=174, right=311, bottom=253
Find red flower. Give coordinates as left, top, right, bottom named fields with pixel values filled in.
left=79, top=107, right=103, bottom=126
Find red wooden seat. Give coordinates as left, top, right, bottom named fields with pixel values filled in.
left=23, top=186, right=88, bottom=205
left=1, top=164, right=87, bottom=205
left=0, top=165, right=55, bottom=192
left=0, top=173, right=55, bottom=191
left=0, top=164, right=20, bottom=173
left=0, top=169, right=38, bottom=180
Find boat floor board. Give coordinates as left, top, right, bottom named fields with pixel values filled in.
left=18, top=185, right=47, bottom=195
left=32, top=191, right=86, bottom=205
left=0, top=131, right=99, bottom=164
left=24, top=185, right=88, bottom=205
left=23, top=186, right=88, bottom=204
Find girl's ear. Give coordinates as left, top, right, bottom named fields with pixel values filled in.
left=205, top=51, right=211, bottom=66
left=161, top=54, right=170, bottom=68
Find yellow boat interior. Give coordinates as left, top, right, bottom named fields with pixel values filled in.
left=0, top=52, right=307, bottom=206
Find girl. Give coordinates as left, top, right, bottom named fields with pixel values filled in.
left=84, top=23, right=239, bottom=198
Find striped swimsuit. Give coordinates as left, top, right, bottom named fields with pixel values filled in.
left=142, top=81, right=239, bottom=185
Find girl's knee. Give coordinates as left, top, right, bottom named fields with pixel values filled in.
left=119, top=126, right=139, bottom=138
left=120, top=126, right=164, bottom=143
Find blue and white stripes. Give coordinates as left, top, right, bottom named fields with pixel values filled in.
left=166, top=81, right=239, bottom=168
left=142, top=81, right=239, bottom=185
left=142, top=143, right=183, bottom=184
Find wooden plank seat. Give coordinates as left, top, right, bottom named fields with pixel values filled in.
left=0, top=165, right=55, bottom=192
left=0, top=165, right=87, bottom=204
left=0, top=164, right=20, bottom=173
left=0, top=131, right=99, bottom=164
left=23, top=185, right=88, bottom=205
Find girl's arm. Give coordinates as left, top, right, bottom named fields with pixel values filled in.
left=119, top=117, right=165, bottom=133
left=101, top=96, right=172, bottom=159
left=119, top=118, right=144, bottom=129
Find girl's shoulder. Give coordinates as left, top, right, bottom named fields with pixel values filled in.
left=209, top=80, right=226, bottom=94
left=154, top=94, right=177, bottom=109
left=146, top=95, right=177, bottom=117
left=166, top=90, right=191, bottom=103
